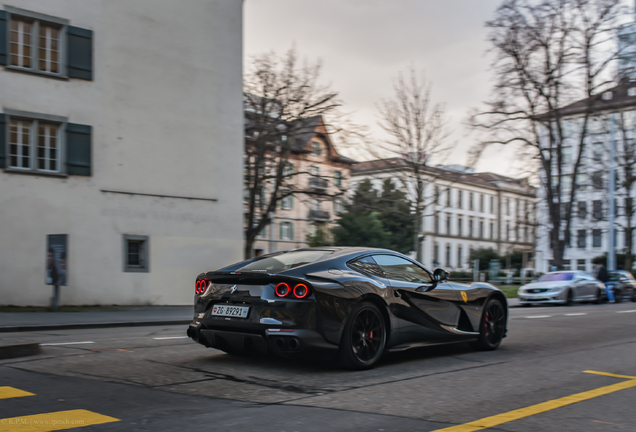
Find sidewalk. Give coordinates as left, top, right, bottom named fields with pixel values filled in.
left=0, top=306, right=193, bottom=333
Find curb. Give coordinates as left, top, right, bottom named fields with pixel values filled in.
left=0, top=320, right=191, bottom=333
left=0, top=339, right=40, bottom=360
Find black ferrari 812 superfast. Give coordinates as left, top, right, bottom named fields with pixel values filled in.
left=187, top=247, right=508, bottom=369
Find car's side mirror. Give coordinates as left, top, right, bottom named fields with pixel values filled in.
left=433, top=268, right=449, bottom=282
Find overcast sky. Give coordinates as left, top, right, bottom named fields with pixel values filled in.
left=244, top=0, right=525, bottom=177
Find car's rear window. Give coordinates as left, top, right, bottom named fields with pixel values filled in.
left=238, top=250, right=331, bottom=272
left=538, top=273, right=574, bottom=281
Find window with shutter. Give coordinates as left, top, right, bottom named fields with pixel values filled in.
left=1, top=7, right=92, bottom=80
left=1, top=110, right=91, bottom=176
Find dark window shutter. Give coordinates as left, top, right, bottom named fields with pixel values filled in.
left=0, top=11, right=7, bottom=66
left=0, top=114, right=5, bottom=168
left=67, top=26, right=93, bottom=80
left=66, top=123, right=92, bottom=175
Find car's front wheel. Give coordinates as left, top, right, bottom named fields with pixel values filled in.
left=339, top=302, right=386, bottom=370
left=594, top=288, right=603, bottom=304
left=471, top=297, right=506, bottom=351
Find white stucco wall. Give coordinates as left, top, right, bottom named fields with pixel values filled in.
left=0, top=0, right=244, bottom=305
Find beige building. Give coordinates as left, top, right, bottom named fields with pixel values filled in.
left=351, top=159, right=537, bottom=271
left=249, top=117, right=354, bottom=256
left=0, top=1, right=244, bottom=305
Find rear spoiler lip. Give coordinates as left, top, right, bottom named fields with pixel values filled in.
left=201, top=271, right=309, bottom=286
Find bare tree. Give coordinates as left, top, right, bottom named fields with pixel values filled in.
left=470, top=0, right=625, bottom=269
left=376, top=68, right=451, bottom=261
left=243, top=47, right=348, bottom=259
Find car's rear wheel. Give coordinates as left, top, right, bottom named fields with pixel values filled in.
left=339, top=302, right=386, bottom=370
left=564, top=289, right=573, bottom=306
left=471, top=298, right=506, bottom=351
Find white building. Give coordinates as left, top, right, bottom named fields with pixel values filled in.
left=535, top=79, right=636, bottom=274
left=351, top=159, right=537, bottom=271
left=0, top=1, right=244, bottom=306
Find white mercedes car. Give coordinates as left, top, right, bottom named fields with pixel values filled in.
left=517, top=271, right=604, bottom=306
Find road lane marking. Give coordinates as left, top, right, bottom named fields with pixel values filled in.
left=616, top=310, right=636, bottom=313
left=431, top=371, right=636, bottom=432
left=592, top=420, right=636, bottom=428
left=41, top=341, right=94, bottom=346
left=584, top=370, right=636, bottom=380
left=152, top=336, right=188, bottom=340
left=0, top=409, right=119, bottom=431
left=524, top=315, right=552, bottom=318
left=565, top=313, right=587, bottom=316
left=0, top=386, right=35, bottom=399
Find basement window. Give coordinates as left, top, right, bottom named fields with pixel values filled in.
left=123, top=235, right=149, bottom=272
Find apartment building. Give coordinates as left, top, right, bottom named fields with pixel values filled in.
left=535, top=79, right=636, bottom=273
left=248, top=116, right=354, bottom=256
left=351, top=159, right=537, bottom=271
left=0, top=1, right=244, bottom=305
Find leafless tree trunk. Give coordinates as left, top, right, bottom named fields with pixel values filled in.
left=470, top=0, right=624, bottom=269
left=376, top=67, right=451, bottom=262
left=243, top=47, right=343, bottom=259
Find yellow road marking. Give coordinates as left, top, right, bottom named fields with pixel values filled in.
left=0, top=409, right=119, bottom=431
left=584, top=370, right=636, bottom=380
left=0, top=387, right=35, bottom=400
left=432, top=372, right=636, bottom=432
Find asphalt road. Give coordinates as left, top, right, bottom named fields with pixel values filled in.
left=1, top=301, right=635, bottom=432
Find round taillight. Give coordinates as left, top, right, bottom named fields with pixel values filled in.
left=275, top=282, right=291, bottom=297
left=195, top=279, right=209, bottom=294
left=293, top=284, right=309, bottom=299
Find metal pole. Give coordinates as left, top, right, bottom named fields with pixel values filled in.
left=609, top=115, right=617, bottom=271
left=52, top=284, right=59, bottom=312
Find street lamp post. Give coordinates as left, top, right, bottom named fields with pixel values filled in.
left=608, top=115, right=617, bottom=272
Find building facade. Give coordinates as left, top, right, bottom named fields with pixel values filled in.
left=351, top=160, right=537, bottom=272
left=0, top=1, right=244, bottom=305
left=248, top=117, right=354, bottom=256
left=535, top=79, right=636, bottom=273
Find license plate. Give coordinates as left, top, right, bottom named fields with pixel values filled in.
left=211, top=304, right=249, bottom=318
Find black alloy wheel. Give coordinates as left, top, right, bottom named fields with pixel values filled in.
left=565, top=289, right=573, bottom=306
left=339, top=302, right=386, bottom=370
left=471, top=298, right=506, bottom=351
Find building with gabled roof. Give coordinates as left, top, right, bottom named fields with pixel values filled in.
left=247, top=115, right=355, bottom=256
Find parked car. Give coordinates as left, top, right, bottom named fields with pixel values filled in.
left=602, top=271, right=636, bottom=303
left=517, top=271, right=603, bottom=306
left=187, top=247, right=508, bottom=369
